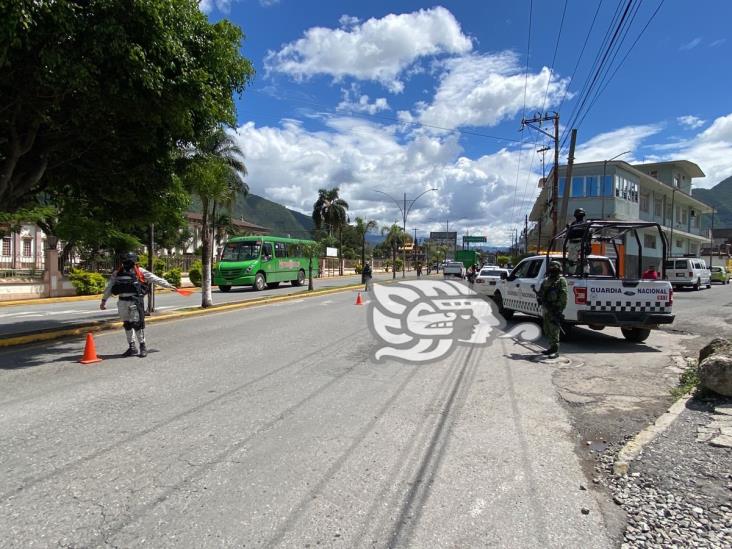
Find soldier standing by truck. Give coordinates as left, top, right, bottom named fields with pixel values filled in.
left=536, top=260, right=568, bottom=359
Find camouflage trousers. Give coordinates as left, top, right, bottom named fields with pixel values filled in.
left=542, top=309, right=560, bottom=350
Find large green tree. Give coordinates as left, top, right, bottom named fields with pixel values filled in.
left=0, top=0, right=254, bottom=246
left=312, top=188, right=349, bottom=275
left=354, top=217, right=377, bottom=272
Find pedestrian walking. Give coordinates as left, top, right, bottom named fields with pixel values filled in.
left=362, top=261, right=373, bottom=292
left=536, top=260, right=568, bottom=359
left=100, top=252, right=177, bottom=358
left=416, top=263, right=422, bottom=277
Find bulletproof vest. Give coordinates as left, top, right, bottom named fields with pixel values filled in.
left=111, top=267, right=147, bottom=296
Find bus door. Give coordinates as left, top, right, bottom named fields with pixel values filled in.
left=261, top=242, right=274, bottom=278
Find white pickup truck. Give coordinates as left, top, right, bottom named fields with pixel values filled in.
left=492, top=254, right=674, bottom=342
left=443, top=261, right=466, bottom=279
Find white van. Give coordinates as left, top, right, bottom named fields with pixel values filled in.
left=663, top=258, right=712, bottom=290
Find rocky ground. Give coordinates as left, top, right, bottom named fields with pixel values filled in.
left=591, top=395, right=732, bottom=548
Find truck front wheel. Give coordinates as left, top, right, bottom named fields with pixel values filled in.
left=493, top=292, right=514, bottom=320
left=621, top=327, right=651, bottom=343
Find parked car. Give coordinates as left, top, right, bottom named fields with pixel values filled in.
left=663, top=257, right=712, bottom=290
left=474, top=267, right=510, bottom=297
left=710, top=265, right=730, bottom=284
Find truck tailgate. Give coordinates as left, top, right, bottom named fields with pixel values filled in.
left=574, top=279, right=673, bottom=326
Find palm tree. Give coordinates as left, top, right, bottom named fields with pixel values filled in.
left=183, top=128, right=248, bottom=308
left=301, top=241, right=322, bottom=291
left=312, top=188, right=349, bottom=275
left=382, top=224, right=409, bottom=280
left=354, top=217, right=377, bottom=279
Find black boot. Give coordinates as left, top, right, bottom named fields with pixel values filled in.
left=546, top=346, right=559, bottom=359
left=122, top=344, right=137, bottom=357
left=138, top=342, right=147, bottom=358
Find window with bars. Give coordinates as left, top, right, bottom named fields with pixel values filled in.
left=1, top=237, right=10, bottom=256
left=22, top=239, right=32, bottom=257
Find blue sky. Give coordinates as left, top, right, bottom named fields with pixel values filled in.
left=200, top=0, right=732, bottom=245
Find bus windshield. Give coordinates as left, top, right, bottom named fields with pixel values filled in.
left=221, top=241, right=261, bottom=261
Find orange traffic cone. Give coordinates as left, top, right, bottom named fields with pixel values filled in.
left=355, top=292, right=364, bottom=305
left=79, top=332, right=102, bottom=364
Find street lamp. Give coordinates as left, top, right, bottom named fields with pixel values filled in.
left=601, top=150, right=632, bottom=219
left=372, top=188, right=438, bottom=278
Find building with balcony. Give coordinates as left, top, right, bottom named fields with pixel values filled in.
left=528, top=160, right=712, bottom=276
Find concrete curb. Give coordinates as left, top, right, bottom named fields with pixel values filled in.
left=613, top=392, right=694, bottom=476
left=0, top=288, right=198, bottom=307
left=0, top=283, right=365, bottom=348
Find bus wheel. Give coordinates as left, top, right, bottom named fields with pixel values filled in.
left=266, top=282, right=280, bottom=289
left=253, top=273, right=266, bottom=291
left=218, top=285, right=231, bottom=292
left=292, top=270, right=305, bottom=286
left=621, top=327, right=651, bottom=343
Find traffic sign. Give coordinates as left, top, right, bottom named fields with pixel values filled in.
left=463, top=235, right=487, bottom=243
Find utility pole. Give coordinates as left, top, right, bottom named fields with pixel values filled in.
left=524, top=214, right=529, bottom=254
left=559, top=128, right=578, bottom=228
left=521, top=113, right=560, bottom=238
left=710, top=208, right=715, bottom=267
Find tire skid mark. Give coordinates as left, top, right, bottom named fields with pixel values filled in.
left=265, top=363, right=422, bottom=548
left=386, top=345, right=479, bottom=548
left=351, top=346, right=469, bottom=544
left=92, top=354, right=372, bottom=546
left=0, top=328, right=362, bottom=502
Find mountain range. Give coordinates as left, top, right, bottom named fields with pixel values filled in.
left=693, top=175, right=732, bottom=228
left=230, top=193, right=314, bottom=237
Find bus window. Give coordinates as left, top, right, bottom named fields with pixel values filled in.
left=262, top=243, right=273, bottom=260
left=221, top=241, right=261, bottom=261
left=275, top=242, right=287, bottom=258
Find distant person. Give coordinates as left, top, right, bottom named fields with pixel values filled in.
left=642, top=265, right=659, bottom=280
left=100, top=252, right=177, bottom=358
left=362, top=261, right=373, bottom=291
left=416, top=263, right=422, bottom=277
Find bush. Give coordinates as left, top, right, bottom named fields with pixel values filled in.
left=68, top=269, right=107, bottom=295
left=189, top=260, right=202, bottom=287
left=163, top=267, right=181, bottom=287
left=138, top=254, right=166, bottom=277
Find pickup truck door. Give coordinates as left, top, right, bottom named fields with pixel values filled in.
left=518, top=259, right=544, bottom=315
left=504, top=259, right=532, bottom=311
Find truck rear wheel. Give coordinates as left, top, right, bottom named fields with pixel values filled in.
left=621, top=327, right=651, bottom=343
left=493, top=292, right=514, bottom=320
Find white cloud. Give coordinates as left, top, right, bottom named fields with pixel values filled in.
left=677, top=115, right=706, bottom=129
left=679, top=37, right=702, bottom=51
left=265, top=6, right=473, bottom=93
left=336, top=85, right=390, bottom=114
left=670, top=113, right=732, bottom=187
left=338, top=14, right=360, bottom=28
left=574, top=125, right=662, bottom=163
left=260, top=0, right=280, bottom=5
left=413, top=52, right=570, bottom=130
left=709, top=38, right=727, bottom=48
left=232, top=118, right=536, bottom=245
left=198, top=0, right=232, bottom=13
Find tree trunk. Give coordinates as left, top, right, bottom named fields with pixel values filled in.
left=361, top=235, right=366, bottom=284
left=338, top=226, right=343, bottom=276
left=308, top=258, right=314, bottom=291
left=392, top=247, right=397, bottom=280
left=200, top=199, right=213, bottom=308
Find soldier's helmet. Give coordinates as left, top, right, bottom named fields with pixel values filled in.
left=121, top=252, right=138, bottom=268
left=573, top=208, right=586, bottom=218
left=548, top=260, right=562, bottom=271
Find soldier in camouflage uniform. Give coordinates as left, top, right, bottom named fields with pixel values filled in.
left=536, top=260, right=568, bottom=359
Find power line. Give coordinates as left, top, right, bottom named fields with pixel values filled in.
left=556, top=0, right=604, bottom=115
left=575, top=0, right=665, bottom=131
left=509, top=0, right=534, bottom=230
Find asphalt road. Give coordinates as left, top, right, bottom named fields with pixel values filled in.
left=0, top=272, right=411, bottom=337
left=0, top=286, right=612, bottom=548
